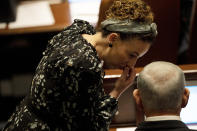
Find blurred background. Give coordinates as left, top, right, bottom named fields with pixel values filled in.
left=0, top=0, right=197, bottom=129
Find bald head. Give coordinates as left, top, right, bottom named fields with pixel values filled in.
left=137, top=61, right=186, bottom=114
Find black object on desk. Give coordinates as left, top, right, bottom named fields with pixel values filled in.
left=0, top=0, right=17, bottom=22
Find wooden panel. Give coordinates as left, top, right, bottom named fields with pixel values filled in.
left=103, top=77, right=144, bottom=128
left=109, top=128, right=117, bottom=131
left=136, top=0, right=180, bottom=67
left=96, top=0, right=113, bottom=30
left=104, top=67, right=145, bottom=128
left=188, top=0, right=197, bottom=63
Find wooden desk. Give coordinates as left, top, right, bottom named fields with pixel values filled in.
left=105, top=64, right=197, bottom=75
left=110, top=128, right=117, bottom=131
left=0, top=2, right=71, bottom=35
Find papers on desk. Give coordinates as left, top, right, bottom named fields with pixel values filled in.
left=69, top=1, right=101, bottom=26
left=188, top=125, right=197, bottom=130
left=117, top=127, right=136, bottom=131
left=0, top=23, right=7, bottom=29
left=8, top=1, right=55, bottom=29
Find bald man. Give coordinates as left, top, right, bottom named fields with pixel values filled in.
left=133, top=61, right=196, bottom=131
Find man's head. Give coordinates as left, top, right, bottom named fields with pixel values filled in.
left=133, top=61, right=190, bottom=116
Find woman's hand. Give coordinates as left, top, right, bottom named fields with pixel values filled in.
left=109, top=66, right=136, bottom=99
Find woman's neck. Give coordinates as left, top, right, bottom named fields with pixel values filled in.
left=82, top=32, right=102, bottom=47
left=82, top=32, right=108, bottom=59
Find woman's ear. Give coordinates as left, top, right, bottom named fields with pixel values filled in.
left=107, top=33, right=119, bottom=43
left=181, top=88, right=190, bottom=108
left=133, top=89, right=144, bottom=111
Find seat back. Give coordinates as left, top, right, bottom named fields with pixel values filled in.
left=103, top=77, right=144, bottom=127
left=188, top=0, right=197, bottom=63
left=136, top=0, right=180, bottom=67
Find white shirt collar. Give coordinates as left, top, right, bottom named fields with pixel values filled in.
left=145, top=115, right=181, bottom=121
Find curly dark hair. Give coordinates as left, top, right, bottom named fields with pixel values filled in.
left=105, top=0, right=154, bottom=23
left=102, top=0, right=155, bottom=42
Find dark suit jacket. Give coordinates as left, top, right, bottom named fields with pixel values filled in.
left=135, top=120, right=197, bottom=131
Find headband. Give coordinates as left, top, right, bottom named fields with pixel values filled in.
left=101, top=19, right=158, bottom=37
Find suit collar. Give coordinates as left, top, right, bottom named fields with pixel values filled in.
left=145, top=115, right=181, bottom=121
left=137, top=120, right=189, bottom=130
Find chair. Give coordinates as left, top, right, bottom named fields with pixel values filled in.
left=136, top=0, right=180, bottom=66
left=188, top=0, right=197, bottom=64
left=103, top=72, right=144, bottom=127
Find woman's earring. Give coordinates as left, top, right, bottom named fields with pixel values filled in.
left=109, top=43, right=113, bottom=47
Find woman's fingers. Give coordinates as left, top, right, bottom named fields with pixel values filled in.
left=129, top=67, right=136, bottom=80
left=122, top=66, right=136, bottom=81
left=113, top=67, right=137, bottom=98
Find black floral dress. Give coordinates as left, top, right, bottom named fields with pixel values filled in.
left=3, top=19, right=118, bottom=131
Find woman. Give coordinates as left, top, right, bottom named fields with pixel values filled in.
left=3, top=0, right=157, bottom=130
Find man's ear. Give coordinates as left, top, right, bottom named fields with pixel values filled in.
left=181, top=88, right=190, bottom=108
left=133, top=89, right=144, bottom=111
left=107, top=33, right=119, bottom=43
